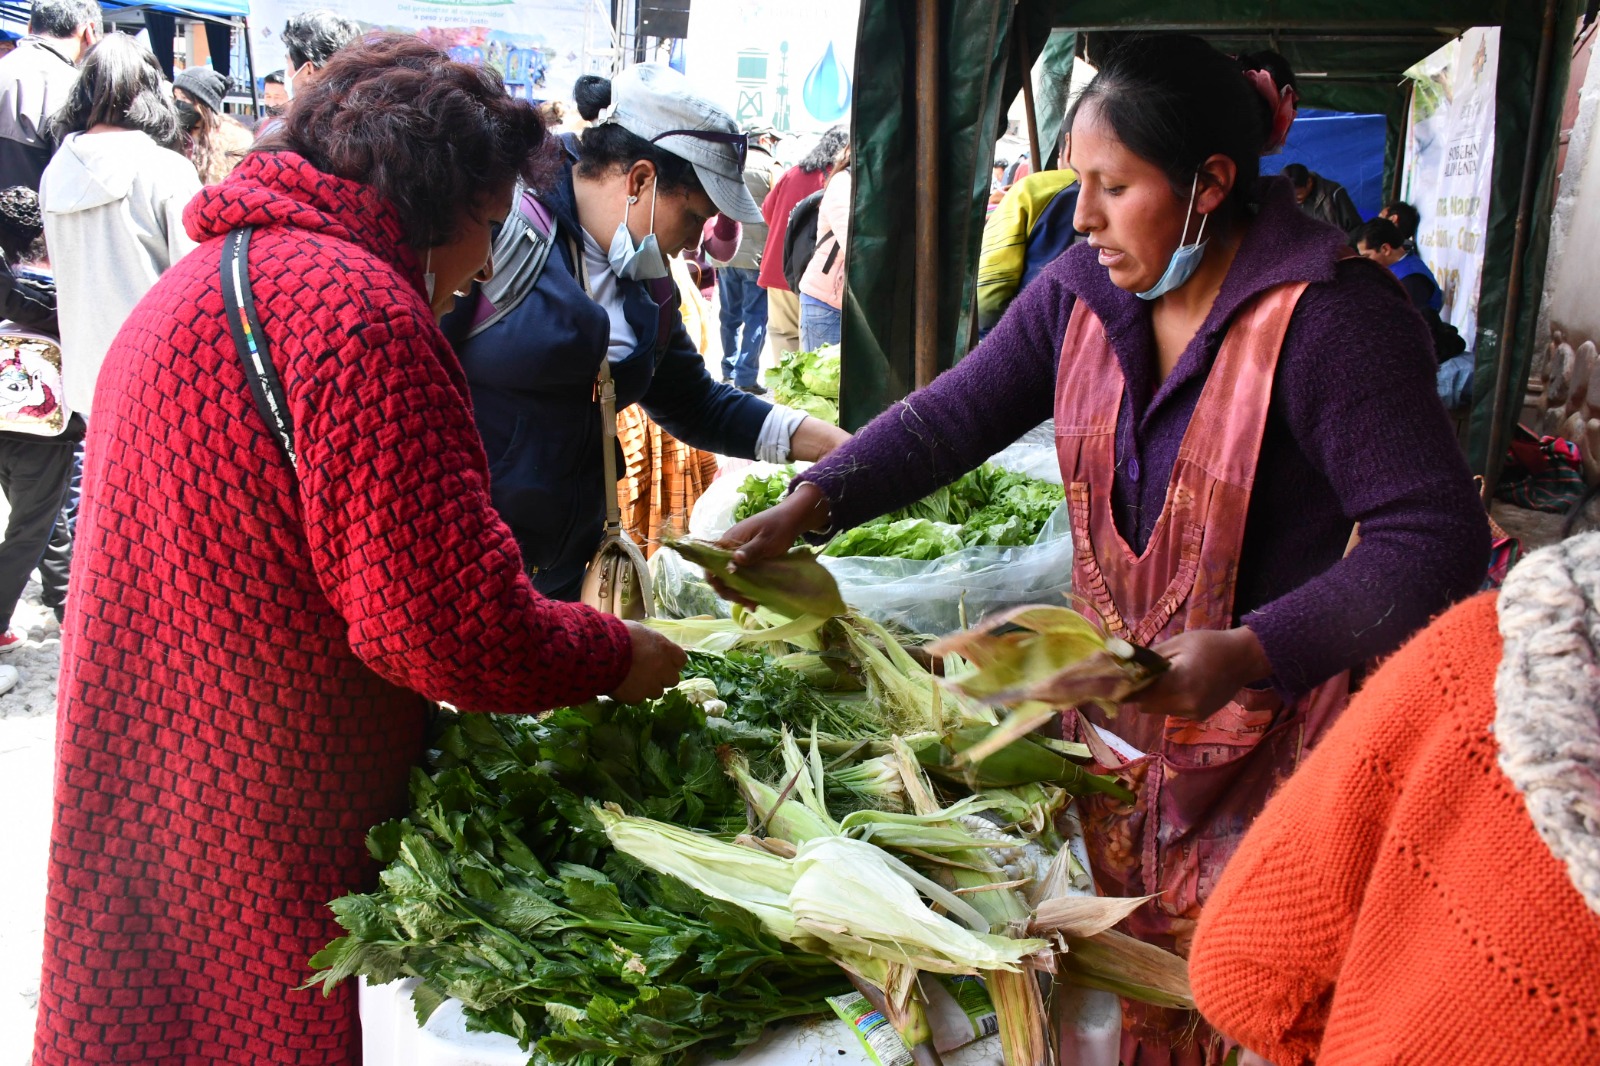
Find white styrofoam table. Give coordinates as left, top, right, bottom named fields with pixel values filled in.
left=359, top=978, right=1004, bottom=1066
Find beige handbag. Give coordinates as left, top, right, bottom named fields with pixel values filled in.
left=579, top=352, right=653, bottom=618
left=563, top=231, right=652, bottom=618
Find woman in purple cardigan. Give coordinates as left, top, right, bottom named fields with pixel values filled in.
left=723, top=36, right=1487, bottom=1066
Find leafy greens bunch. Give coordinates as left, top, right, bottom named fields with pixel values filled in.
left=767, top=346, right=841, bottom=425
left=308, top=697, right=850, bottom=1065
left=733, top=463, right=1066, bottom=560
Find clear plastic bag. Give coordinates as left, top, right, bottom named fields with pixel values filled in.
left=660, top=430, right=1073, bottom=635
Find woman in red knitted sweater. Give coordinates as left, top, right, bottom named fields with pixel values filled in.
left=1189, top=519, right=1600, bottom=1063
left=32, top=35, right=685, bottom=1066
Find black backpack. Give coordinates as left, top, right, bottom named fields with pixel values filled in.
left=782, top=189, right=828, bottom=293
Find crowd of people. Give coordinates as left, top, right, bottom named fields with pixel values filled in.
left=0, top=5, right=1587, bottom=1065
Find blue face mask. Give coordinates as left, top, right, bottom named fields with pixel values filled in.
left=1136, top=175, right=1210, bottom=301
left=607, top=182, right=669, bottom=281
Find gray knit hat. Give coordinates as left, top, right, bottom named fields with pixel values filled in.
left=174, top=67, right=227, bottom=114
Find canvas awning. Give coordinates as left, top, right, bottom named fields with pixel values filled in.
left=841, top=0, right=1583, bottom=485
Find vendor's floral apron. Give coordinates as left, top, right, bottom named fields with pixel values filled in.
left=1054, top=283, right=1348, bottom=1066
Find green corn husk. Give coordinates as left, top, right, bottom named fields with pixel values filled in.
left=911, top=728, right=1137, bottom=803
left=826, top=753, right=906, bottom=810
left=930, top=606, right=1113, bottom=703
left=726, top=753, right=837, bottom=843
left=928, top=605, right=1168, bottom=766
left=887, top=739, right=1053, bottom=1066
left=832, top=614, right=949, bottom=733
left=595, top=804, right=1044, bottom=979
left=1055, top=929, right=1194, bottom=1011
left=665, top=538, right=848, bottom=620
left=648, top=609, right=829, bottom=654
left=776, top=651, right=864, bottom=691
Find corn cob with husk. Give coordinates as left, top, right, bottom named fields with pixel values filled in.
left=929, top=604, right=1169, bottom=765
left=885, top=737, right=1055, bottom=1066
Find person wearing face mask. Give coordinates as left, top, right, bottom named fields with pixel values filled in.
left=173, top=66, right=252, bottom=184
left=261, top=69, right=287, bottom=115
left=280, top=9, right=359, bottom=98
left=444, top=63, right=850, bottom=602
left=251, top=9, right=358, bottom=141
left=717, top=35, right=1488, bottom=1064
left=33, top=33, right=686, bottom=1066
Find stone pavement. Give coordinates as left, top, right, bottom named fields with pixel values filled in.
left=0, top=579, right=62, bottom=1066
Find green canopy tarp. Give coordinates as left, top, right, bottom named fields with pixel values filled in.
left=840, top=0, right=1580, bottom=484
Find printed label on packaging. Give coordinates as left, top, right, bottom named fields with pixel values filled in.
left=826, top=991, right=914, bottom=1066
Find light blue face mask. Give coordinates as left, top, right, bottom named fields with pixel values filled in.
left=1136, top=174, right=1210, bottom=301
left=607, top=183, right=670, bottom=281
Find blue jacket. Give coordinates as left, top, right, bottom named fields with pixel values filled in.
left=1390, top=253, right=1444, bottom=312
left=444, top=145, right=771, bottom=599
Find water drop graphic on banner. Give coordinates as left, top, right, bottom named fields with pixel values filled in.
left=802, top=42, right=851, bottom=122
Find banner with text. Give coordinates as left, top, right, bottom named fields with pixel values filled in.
left=1402, top=27, right=1499, bottom=344
left=247, top=0, right=613, bottom=102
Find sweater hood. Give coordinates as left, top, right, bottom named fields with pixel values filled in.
left=184, top=150, right=421, bottom=285
left=45, top=131, right=152, bottom=212
left=1495, top=531, right=1600, bottom=916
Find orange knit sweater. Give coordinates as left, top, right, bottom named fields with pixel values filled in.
left=1188, top=592, right=1600, bottom=1064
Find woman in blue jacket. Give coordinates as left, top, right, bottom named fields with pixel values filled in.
left=447, top=64, right=848, bottom=600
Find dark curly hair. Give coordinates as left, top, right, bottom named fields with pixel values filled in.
left=255, top=33, right=552, bottom=248
left=0, top=186, right=45, bottom=264
left=799, top=126, right=848, bottom=175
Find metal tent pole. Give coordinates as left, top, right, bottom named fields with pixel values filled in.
left=914, top=0, right=940, bottom=389
left=1484, top=0, right=1561, bottom=493
left=240, top=15, right=259, bottom=118
left=1016, top=19, right=1041, bottom=172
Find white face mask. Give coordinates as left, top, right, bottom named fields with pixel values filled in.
left=1135, top=174, right=1210, bottom=301
left=607, top=182, right=669, bottom=281
left=285, top=62, right=305, bottom=100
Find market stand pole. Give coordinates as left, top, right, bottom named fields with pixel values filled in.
left=1485, top=0, right=1561, bottom=497
left=914, top=0, right=940, bottom=389
left=241, top=16, right=260, bottom=119
left=1016, top=20, right=1041, bottom=173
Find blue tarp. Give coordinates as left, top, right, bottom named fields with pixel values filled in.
left=1261, top=108, right=1389, bottom=221
left=104, top=0, right=250, bottom=19
left=0, top=0, right=250, bottom=23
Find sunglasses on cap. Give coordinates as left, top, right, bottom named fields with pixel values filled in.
left=649, top=128, right=749, bottom=171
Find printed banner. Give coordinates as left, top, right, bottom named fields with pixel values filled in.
left=246, top=0, right=614, bottom=102
left=682, top=0, right=859, bottom=136
left=1402, top=27, right=1500, bottom=343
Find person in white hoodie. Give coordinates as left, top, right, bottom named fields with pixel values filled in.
left=39, top=32, right=199, bottom=417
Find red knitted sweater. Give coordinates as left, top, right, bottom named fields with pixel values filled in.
left=1189, top=592, right=1600, bottom=1064
left=33, top=154, right=635, bottom=1065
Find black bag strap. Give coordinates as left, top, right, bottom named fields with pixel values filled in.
left=221, top=227, right=297, bottom=470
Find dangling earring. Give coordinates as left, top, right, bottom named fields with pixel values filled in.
left=423, top=249, right=437, bottom=302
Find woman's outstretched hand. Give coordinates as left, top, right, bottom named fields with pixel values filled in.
left=1124, top=627, right=1272, bottom=721
left=710, top=481, right=834, bottom=605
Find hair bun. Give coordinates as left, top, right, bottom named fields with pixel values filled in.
left=573, top=75, right=612, bottom=122
left=1235, top=51, right=1299, bottom=155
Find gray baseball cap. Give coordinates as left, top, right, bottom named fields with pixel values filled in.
left=603, top=63, right=763, bottom=224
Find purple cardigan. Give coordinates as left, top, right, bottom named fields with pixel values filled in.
left=799, top=178, right=1488, bottom=696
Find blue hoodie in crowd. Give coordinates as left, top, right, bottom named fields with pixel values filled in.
left=444, top=141, right=771, bottom=600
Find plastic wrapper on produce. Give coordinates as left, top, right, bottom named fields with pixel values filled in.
left=669, top=434, right=1073, bottom=634
left=985, top=421, right=1061, bottom=485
